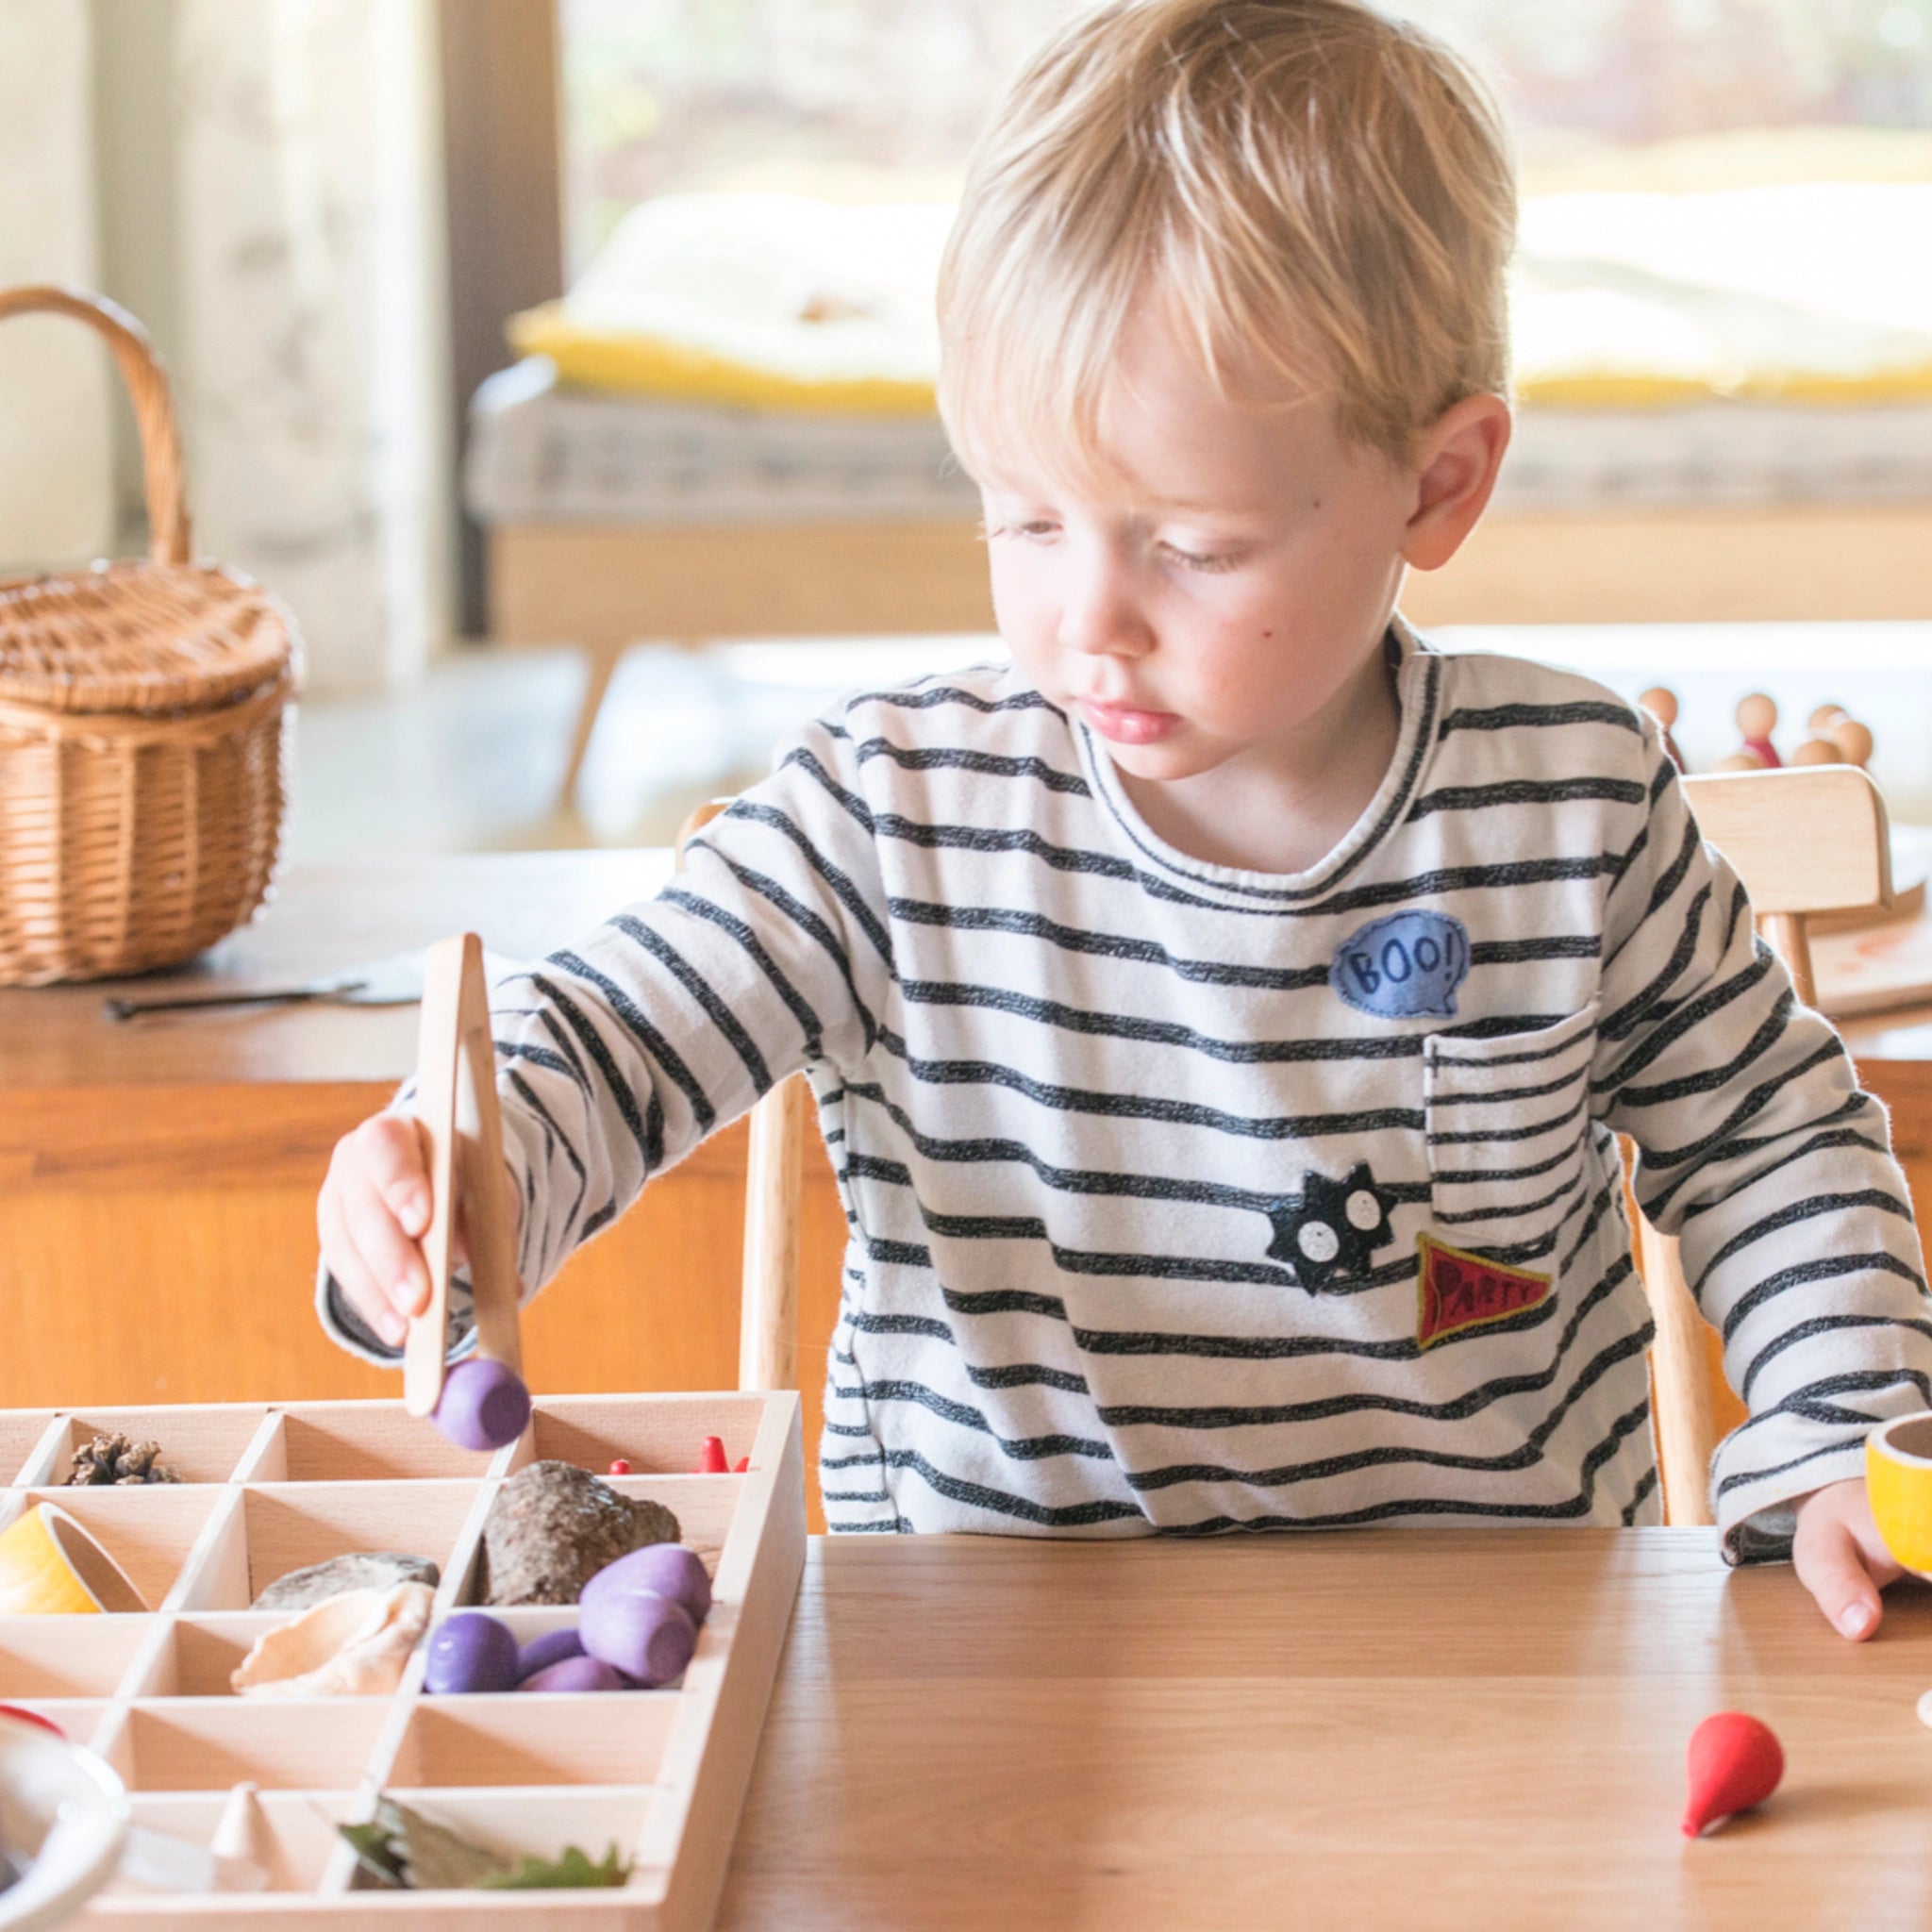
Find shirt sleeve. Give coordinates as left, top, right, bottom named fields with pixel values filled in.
left=1592, top=715, right=1932, bottom=1561
left=315, top=710, right=891, bottom=1359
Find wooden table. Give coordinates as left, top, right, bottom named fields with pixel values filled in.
left=719, top=1530, right=1932, bottom=1931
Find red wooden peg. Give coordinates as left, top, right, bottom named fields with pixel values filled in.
left=1683, top=1712, right=1783, bottom=1836
left=733, top=1456, right=750, bottom=1474
left=693, top=1435, right=729, bottom=1474
left=608, top=1458, right=631, bottom=1476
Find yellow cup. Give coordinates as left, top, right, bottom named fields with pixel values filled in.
left=0, top=1502, right=148, bottom=1615
left=1865, top=1413, right=1932, bottom=1577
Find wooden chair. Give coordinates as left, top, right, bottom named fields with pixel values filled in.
left=1639, top=763, right=1893, bottom=1524
left=675, top=800, right=808, bottom=1396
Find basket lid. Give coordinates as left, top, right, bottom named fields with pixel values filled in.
left=0, top=559, right=297, bottom=715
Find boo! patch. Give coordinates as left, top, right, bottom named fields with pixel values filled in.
left=1330, top=910, right=1469, bottom=1019
left=1415, top=1233, right=1552, bottom=1350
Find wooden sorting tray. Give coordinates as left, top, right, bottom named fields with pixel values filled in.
left=0, top=1390, right=806, bottom=1929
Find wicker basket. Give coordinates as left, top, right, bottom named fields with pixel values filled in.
left=0, top=285, right=301, bottom=986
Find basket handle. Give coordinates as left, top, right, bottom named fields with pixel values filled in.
left=0, top=284, right=192, bottom=566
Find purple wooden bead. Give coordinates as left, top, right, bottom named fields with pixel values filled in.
left=579, top=1542, right=711, bottom=1626
left=518, top=1655, right=628, bottom=1694
left=431, top=1357, right=530, bottom=1453
left=515, top=1626, right=585, bottom=1682
left=579, top=1587, right=697, bottom=1688
left=425, top=1611, right=520, bottom=1695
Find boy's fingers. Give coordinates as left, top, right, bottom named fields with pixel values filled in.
left=337, top=1159, right=431, bottom=1328
left=317, top=1186, right=408, bottom=1349
left=1793, top=1507, right=1884, bottom=1641
left=366, top=1115, right=433, bottom=1239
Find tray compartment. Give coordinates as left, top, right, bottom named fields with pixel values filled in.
left=0, top=1411, right=57, bottom=1487
left=249, top=1404, right=508, bottom=1485
left=338, top=1787, right=658, bottom=1892
left=442, top=1475, right=728, bottom=1609
left=17, top=1483, right=225, bottom=1612
left=109, top=1790, right=359, bottom=1894
left=0, top=1611, right=154, bottom=1697
left=0, top=1698, right=111, bottom=1750
left=131, top=1613, right=328, bottom=1699
left=384, top=1695, right=679, bottom=1790
left=177, top=1482, right=482, bottom=1614
left=32, top=1407, right=272, bottom=1487
left=512, top=1394, right=770, bottom=1479
left=105, top=1698, right=391, bottom=1793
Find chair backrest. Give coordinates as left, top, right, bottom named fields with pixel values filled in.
left=675, top=800, right=806, bottom=1394
left=1638, top=763, right=1891, bottom=1524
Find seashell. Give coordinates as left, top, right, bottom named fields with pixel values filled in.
left=231, top=1582, right=434, bottom=1699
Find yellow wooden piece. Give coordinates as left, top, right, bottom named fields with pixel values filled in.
left=1865, top=1413, right=1932, bottom=1575
left=0, top=1501, right=146, bottom=1615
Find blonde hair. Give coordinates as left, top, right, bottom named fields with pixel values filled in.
left=937, top=0, right=1516, bottom=482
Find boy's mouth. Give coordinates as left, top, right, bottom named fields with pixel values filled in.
left=1081, top=699, right=1179, bottom=746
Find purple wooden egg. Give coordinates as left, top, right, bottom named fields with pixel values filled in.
left=515, top=1626, right=585, bottom=1682
left=579, top=1587, right=697, bottom=1688
left=580, top=1542, right=711, bottom=1627
left=431, top=1357, right=530, bottom=1452
left=519, top=1655, right=628, bottom=1694
left=425, top=1611, right=520, bottom=1695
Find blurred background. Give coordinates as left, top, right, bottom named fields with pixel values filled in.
left=3, top=0, right=1929, bottom=859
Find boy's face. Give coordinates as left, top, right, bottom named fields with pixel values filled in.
left=969, top=308, right=1423, bottom=799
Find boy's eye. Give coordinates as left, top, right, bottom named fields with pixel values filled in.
left=1158, top=541, right=1242, bottom=574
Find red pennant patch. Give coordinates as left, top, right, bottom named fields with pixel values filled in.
left=1415, top=1233, right=1552, bottom=1350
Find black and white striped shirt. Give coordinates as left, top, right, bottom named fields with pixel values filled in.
left=323, top=623, right=1932, bottom=1557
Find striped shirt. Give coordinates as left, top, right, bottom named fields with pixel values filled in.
left=322, top=622, right=1932, bottom=1557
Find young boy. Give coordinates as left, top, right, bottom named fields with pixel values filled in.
left=319, top=0, right=1932, bottom=1637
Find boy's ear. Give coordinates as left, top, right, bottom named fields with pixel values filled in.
left=1399, top=393, right=1512, bottom=573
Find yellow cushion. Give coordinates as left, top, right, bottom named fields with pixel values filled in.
left=515, top=184, right=1932, bottom=415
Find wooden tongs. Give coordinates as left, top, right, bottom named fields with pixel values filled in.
left=403, top=932, right=525, bottom=1417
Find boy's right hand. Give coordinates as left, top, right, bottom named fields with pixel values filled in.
left=317, top=1114, right=438, bottom=1348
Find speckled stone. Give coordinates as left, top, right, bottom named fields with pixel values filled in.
left=251, top=1552, right=441, bottom=1613
left=482, top=1460, right=680, bottom=1607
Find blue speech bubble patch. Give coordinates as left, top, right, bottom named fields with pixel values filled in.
left=1329, top=910, right=1470, bottom=1019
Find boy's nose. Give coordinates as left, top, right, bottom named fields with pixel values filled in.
left=1058, top=559, right=1153, bottom=660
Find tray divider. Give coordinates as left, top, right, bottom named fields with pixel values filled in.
left=12, top=1414, right=68, bottom=1490
left=114, top=1607, right=185, bottom=1703
left=231, top=1410, right=290, bottom=1485
left=433, top=1476, right=502, bottom=1614
left=161, top=1486, right=247, bottom=1615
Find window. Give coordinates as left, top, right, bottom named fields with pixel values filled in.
left=560, top=0, right=1931, bottom=276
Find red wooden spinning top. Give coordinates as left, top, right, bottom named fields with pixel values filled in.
left=1682, top=1712, right=1784, bottom=1836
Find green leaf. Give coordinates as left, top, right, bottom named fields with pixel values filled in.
left=337, top=1798, right=508, bottom=1892
left=338, top=1817, right=408, bottom=1890
left=473, top=1842, right=632, bottom=1890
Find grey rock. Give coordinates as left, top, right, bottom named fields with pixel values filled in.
left=252, top=1552, right=441, bottom=1613
left=482, top=1460, right=680, bottom=1606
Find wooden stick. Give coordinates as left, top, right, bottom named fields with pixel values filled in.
left=740, top=1075, right=806, bottom=1393
left=404, top=933, right=522, bottom=1416
left=1635, top=1215, right=1716, bottom=1527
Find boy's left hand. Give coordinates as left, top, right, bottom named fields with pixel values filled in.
left=1792, top=1478, right=1906, bottom=1640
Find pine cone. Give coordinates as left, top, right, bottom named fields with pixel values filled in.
left=64, top=1432, right=181, bottom=1486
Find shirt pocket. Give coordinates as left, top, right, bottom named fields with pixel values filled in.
left=1424, top=1001, right=1600, bottom=1259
